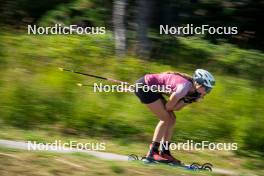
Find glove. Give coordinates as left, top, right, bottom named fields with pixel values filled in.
left=181, top=91, right=201, bottom=104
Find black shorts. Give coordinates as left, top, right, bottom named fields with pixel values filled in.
left=134, top=76, right=165, bottom=104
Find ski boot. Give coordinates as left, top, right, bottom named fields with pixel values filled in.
left=160, top=151, right=181, bottom=165
left=144, top=150, right=170, bottom=164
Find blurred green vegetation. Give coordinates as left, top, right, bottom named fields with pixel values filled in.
left=0, top=31, right=263, bottom=156
left=151, top=36, right=264, bottom=82
left=39, top=0, right=111, bottom=27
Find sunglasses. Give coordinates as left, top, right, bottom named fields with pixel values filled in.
left=204, top=86, right=212, bottom=93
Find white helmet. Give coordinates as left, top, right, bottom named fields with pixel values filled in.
left=193, top=69, right=215, bottom=89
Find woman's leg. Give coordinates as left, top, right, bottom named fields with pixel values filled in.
left=144, top=98, right=178, bottom=162
left=160, top=111, right=181, bottom=164
left=145, top=98, right=180, bottom=163
left=158, top=98, right=176, bottom=142
left=146, top=99, right=175, bottom=142
left=163, top=111, right=176, bottom=141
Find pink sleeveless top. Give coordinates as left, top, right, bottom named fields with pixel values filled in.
left=144, top=73, right=192, bottom=97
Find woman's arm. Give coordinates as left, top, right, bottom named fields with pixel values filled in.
left=165, top=92, right=181, bottom=111
left=166, top=92, right=189, bottom=111
left=173, top=99, right=188, bottom=111
left=166, top=83, right=193, bottom=111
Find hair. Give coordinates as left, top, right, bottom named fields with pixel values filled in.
left=162, top=71, right=194, bottom=84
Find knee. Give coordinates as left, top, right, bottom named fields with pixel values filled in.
left=162, top=114, right=176, bottom=126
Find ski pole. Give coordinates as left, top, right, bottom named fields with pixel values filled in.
left=58, top=67, right=130, bottom=84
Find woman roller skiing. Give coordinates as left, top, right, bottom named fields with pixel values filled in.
left=134, top=69, right=215, bottom=164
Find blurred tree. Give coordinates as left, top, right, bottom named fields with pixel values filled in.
left=113, top=0, right=127, bottom=57
left=135, top=0, right=153, bottom=58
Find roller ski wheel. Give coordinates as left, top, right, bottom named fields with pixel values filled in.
left=189, top=162, right=201, bottom=171
left=128, top=154, right=148, bottom=162
left=201, top=163, right=213, bottom=171
left=128, top=154, right=139, bottom=161
left=189, top=162, right=213, bottom=171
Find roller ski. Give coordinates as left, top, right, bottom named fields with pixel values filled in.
left=128, top=154, right=213, bottom=172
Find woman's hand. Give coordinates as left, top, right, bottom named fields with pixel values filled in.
left=166, top=92, right=190, bottom=111
left=173, top=100, right=187, bottom=111
left=165, top=92, right=181, bottom=111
